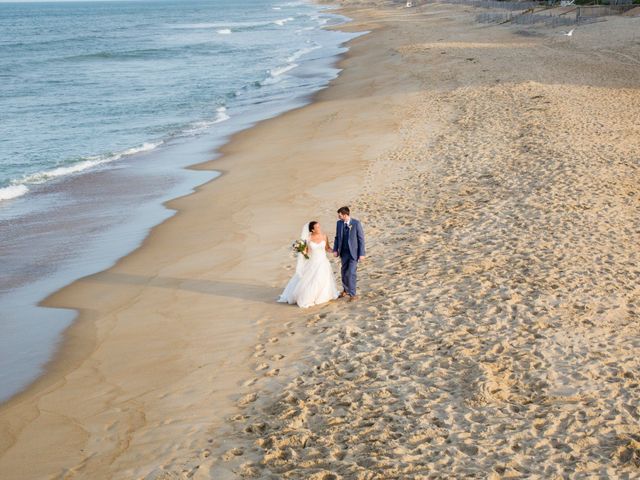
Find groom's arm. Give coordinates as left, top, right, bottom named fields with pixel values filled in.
left=356, top=220, right=365, bottom=259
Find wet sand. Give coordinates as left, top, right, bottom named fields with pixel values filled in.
left=0, top=6, right=410, bottom=479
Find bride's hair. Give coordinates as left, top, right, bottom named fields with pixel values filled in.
left=308, top=221, right=318, bottom=232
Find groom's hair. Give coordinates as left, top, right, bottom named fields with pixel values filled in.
left=337, top=206, right=350, bottom=215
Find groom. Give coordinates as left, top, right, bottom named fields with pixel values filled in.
left=333, top=206, right=365, bottom=302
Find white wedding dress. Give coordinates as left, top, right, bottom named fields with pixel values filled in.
left=278, top=236, right=339, bottom=309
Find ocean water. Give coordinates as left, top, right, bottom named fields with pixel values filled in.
left=0, top=0, right=348, bottom=199
left=0, top=0, right=359, bottom=403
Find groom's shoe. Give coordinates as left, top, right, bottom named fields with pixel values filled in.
left=339, top=291, right=348, bottom=298
left=348, top=295, right=359, bottom=302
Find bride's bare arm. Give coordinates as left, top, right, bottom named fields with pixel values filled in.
left=325, top=235, right=332, bottom=252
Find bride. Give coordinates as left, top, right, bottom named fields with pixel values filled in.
left=278, top=221, right=339, bottom=308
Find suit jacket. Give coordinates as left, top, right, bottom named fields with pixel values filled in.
left=333, top=218, right=365, bottom=260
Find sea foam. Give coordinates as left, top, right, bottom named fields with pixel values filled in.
left=0, top=184, right=29, bottom=202
left=172, top=20, right=273, bottom=30
left=287, top=44, right=322, bottom=63
left=15, top=142, right=163, bottom=188
left=274, top=17, right=295, bottom=26
left=270, top=63, right=298, bottom=77
left=181, top=107, right=231, bottom=137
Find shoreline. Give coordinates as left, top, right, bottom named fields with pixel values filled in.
left=0, top=6, right=357, bottom=406
left=0, top=5, right=398, bottom=478
left=1, top=1, right=638, bottom=478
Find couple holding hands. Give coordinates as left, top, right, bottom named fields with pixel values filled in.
left=278, top=206, right=365, bottom=309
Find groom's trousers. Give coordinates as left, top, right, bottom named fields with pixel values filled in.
left=341, top=254, right=358, bottom=296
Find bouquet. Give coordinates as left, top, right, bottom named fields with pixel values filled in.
left=292, top=239, right=309, bottom=259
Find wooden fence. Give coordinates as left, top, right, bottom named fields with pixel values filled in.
left=436, top=0, right=638, bottom=25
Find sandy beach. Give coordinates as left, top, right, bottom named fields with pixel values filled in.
left=1, top=1, right=640, bottom=479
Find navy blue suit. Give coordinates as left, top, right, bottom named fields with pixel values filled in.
left=333, top=218, right=365, bottom=296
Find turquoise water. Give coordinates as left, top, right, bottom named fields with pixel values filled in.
left=0, top=0, right=358, bottom=403
left=0, top=0, right=345, bottom=199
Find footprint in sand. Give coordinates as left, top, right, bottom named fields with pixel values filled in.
left=237, top=392, right=257, bottom=407
left=221, top=447, right=244, bottom=461
left=243, top=377, right=258, bottom=387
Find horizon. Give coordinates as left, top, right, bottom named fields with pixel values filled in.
left=0, top=0, right=187, bottom=3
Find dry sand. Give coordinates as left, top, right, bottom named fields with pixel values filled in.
left=220, top=3, right=640, bottom=479
left=1, top=2, right=639, bottom=479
